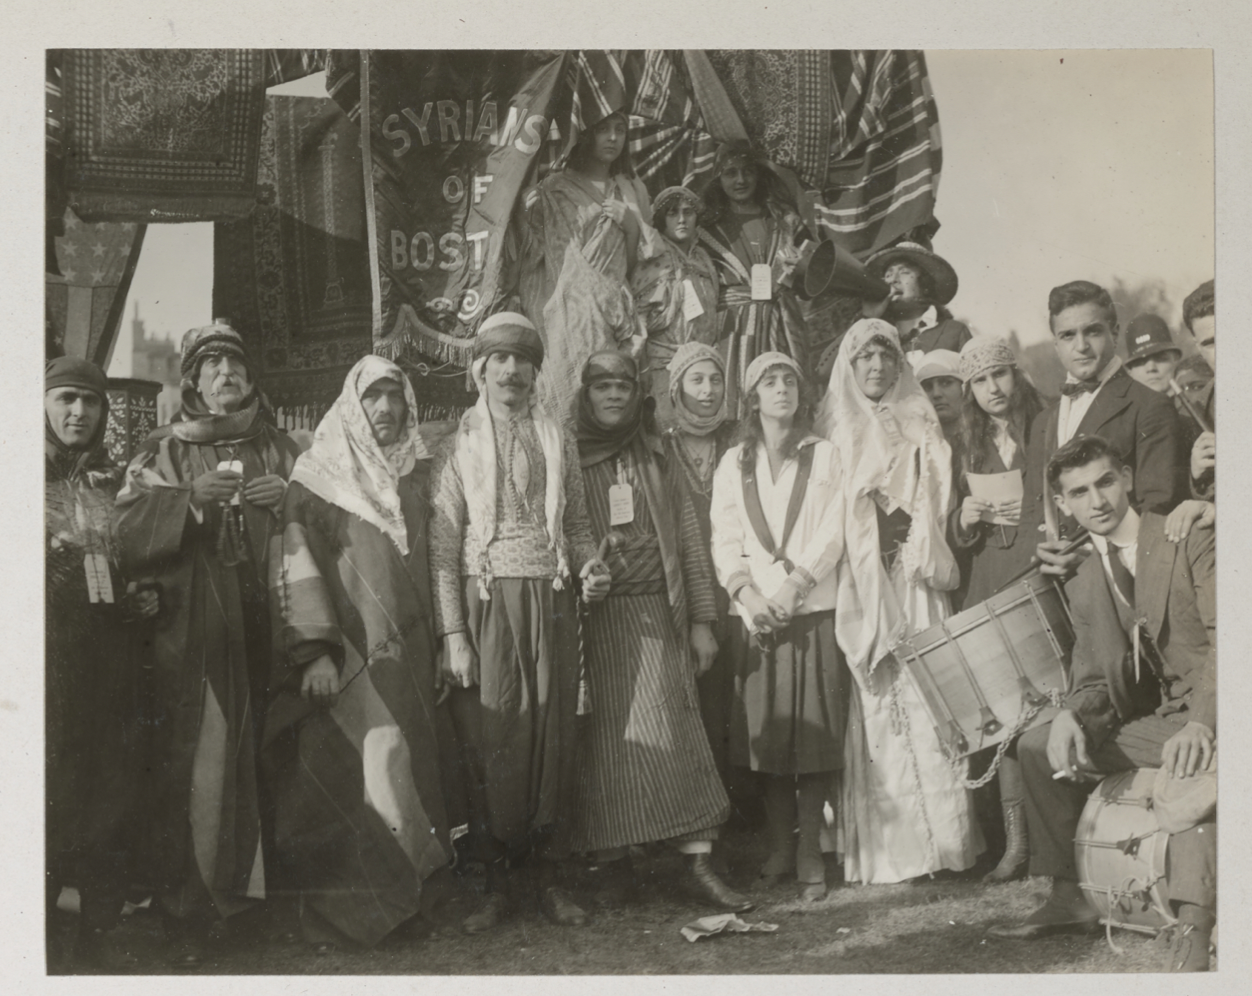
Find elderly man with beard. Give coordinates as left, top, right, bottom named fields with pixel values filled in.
left=45, top=357, right=158, bottom=971
left=115, top=323, right=300, bottom=966
left=429, top=312, right=611, bottom=934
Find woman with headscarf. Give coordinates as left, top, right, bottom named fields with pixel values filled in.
left=815, top=318, right=983, bottom=885
left=947, top=337, right=1046, bottom=885
left=710, top=352, right=851, bottom=902
left=264, top=356, right=450, bottom=953
left=44, top=357, right=156, bottom=970
left=662, top=342, right=740, bottom=792
left=699, top=140, right=812, bottom=420
left=518, top=108, right=656, bottom=424
left=571, top=350, right=750, bottom=914
left=631, top=186, right=720, bottom=425
left=115, top=323, right=301, bottom=965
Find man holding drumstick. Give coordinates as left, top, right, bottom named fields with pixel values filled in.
left=987, top=436, right=1215, bottom=972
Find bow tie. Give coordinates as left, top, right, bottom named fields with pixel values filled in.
left=1060, top=379, right=1099, bottom=398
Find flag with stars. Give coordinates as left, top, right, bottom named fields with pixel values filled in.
left=45, top=206, right=145, bottom=364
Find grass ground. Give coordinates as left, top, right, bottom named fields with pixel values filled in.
left=49, top=826, right=1198, bottom=976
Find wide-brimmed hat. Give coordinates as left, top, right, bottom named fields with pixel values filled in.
left=1125, top=313, right=1181, bottom=364
left=866, top=240, right=959, bottom=306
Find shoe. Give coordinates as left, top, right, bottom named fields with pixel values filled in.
left=798, top=880, right=827, bottom=902
left=983, top=800, right=1030, bottom=884
left=591, top=857, right=636, bottom=909
left=74, top=928, right=140, bottom=972
left=987, top=894, right=1100, bottom=940
left=1167, top=923, right=1213, bottom=972
left=681, top=853, right=754, bottom=913
left=537, top=885, right=588, bottom=927
left=757, top=844, right=797, bottom=887
left=462, top=892, right=510, bottom=935
left=167, top=934, right=206, bottom=969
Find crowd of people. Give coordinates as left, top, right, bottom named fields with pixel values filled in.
left=45, top=113, right=1217, bottom=975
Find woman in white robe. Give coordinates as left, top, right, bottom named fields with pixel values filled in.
left=816, top=318, right=984, bottom=884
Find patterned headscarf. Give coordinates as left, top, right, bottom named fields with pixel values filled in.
left=667, top=342, right=727, bottom=437
left=574, top=350, right=656, bottom=469
left=652, top=185, right=703, bottom=224
left=959, top=336, right=1019, bottom=383
left=291, top=355, right=427, bottom=554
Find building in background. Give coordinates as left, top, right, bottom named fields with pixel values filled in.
left=127, top=303, right=181, bottom=424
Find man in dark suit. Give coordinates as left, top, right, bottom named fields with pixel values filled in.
left=987, top=436, right=1216, bottom=972
left=1016, top=280, right=1187, bottom=578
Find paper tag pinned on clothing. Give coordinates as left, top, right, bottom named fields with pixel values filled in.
left=608, top=484, right=634, bottom=526
left=217, top=459, right=244, bottom=505
left=750, top=263, right=773, bottom=301
left=84, top=553, right=114, bottom=604
left=681, top=278, right=705, bottom=322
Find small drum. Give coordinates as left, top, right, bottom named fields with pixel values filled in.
left=1075, top=768, right=1175, bottom=933
left=895, top=573, right=1074, bottom=759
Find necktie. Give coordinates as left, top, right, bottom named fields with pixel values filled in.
left=1060, top=379, right=1099, bottom=398
left=1107, top=545, right=1135, bottom=607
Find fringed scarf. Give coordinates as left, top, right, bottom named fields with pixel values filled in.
left=291, top=356, right=428, bottom=555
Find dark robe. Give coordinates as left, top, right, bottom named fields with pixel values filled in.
left=115, top=419, right=299, bottom=921
left=45, top=436, right=140, bottom=931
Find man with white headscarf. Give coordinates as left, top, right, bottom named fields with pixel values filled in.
left=264, top=356, right=450, bottom=953
left=816, top=318, right=984, bottom=884
left=428, top=313, right=611, bottom=934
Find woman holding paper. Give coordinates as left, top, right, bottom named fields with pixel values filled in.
left=948, top=337, right=1046, bottom=611
left=947, top=336, right=1045, bottom=885
left=710, top=352, right=851, bottom=901
left=815, top=319, right=982, bottom=885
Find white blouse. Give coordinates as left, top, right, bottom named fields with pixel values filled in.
left=710, top=436, right=847, bottom=624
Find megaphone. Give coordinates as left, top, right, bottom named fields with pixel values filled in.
left=794, top=239, right=890, bottom=301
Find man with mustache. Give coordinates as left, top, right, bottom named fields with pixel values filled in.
left=115, top=323, right=300, bottom=966
left=429, top=313, right=611, bottom=934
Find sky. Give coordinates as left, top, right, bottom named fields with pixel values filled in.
left=109, top=51, right=1214, bottom=375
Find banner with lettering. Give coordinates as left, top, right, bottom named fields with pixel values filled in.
left=354, top=50, right=566, bottom=368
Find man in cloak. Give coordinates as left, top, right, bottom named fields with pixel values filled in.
left=115, top=322, right=300, bottom=966
left=429, top=312, right=611, bottom=934
left=45, top=357, right=157, bottom=971
left=264, top=355, right=451, bottom=954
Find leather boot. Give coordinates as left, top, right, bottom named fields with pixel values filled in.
left=796, top=774, right=828, bottom=902
left=983, top=800, right=1030, bottom=883
left=535, top=861, right=588, bottom=927
left=987, top=879, right=1099, bottom=940
left=681, top=853, right=754, bottom=913
left=592, top=856, right=636, bottom=909
left=984, top=758, right=1030, bottom=884
left=759, top=777, right=797, bottom=885
left=1167, top=905, right=1214, bottom=972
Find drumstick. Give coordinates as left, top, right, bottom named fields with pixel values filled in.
left=1169, top=378, right=1213, bottom=434
left=991, top=527, right=1091, bottom=594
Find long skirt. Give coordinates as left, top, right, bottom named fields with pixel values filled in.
left=451, top=577, right=581, bottom=856
left=730, top=609, right=850, bottom=776
left=840, top=571, right=984, bottom=883
left=572, top=594, right=729, bottom=851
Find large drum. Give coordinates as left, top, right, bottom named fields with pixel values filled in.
left=894, top=573, right=1074, bottom=759
left=1075, top=768, right=1175, bottom=933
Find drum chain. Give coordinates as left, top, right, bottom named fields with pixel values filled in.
left=957, top=689, right=1063, bottom=790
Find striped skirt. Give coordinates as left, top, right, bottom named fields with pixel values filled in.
left=572, top=593, right=730, bottom=852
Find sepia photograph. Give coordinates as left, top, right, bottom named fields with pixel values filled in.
left=13, top=3, right=1248, bottom=985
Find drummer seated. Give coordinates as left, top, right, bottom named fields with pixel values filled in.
left=987, top=435, right=1215, bottom=972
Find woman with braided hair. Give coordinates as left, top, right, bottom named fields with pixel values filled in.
left=115, top=323, right=300, bottom=966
